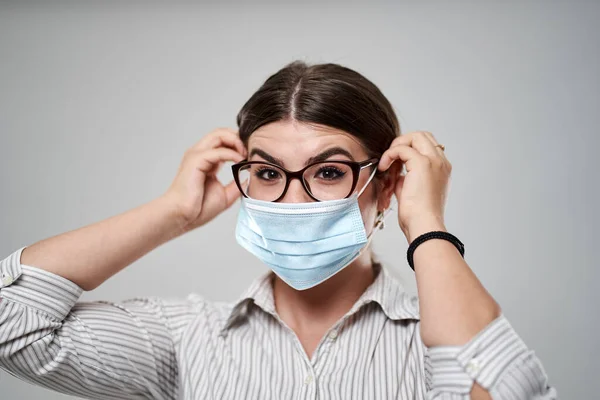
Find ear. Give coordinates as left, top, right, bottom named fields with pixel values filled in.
left=377, top=162, right=402, bottom=211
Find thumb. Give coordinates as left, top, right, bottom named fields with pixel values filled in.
left=394, top=174, right=405, bottom=198
left=224, top=180, right=242, bottom=209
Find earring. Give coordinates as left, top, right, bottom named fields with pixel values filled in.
left=375, top=210, right=385, bottom=230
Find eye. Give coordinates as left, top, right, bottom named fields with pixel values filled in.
left=254, top=167, right=282, bottom=181
left=315, top=166, right=346, bottom=181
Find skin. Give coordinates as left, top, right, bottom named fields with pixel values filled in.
left=20, top=121, right=499, bottom=398
left=247, top=121, right=394, bottom=361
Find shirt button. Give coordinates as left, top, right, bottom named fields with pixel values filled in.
left=466, top=358, right=481, bottom=375
left=304, top=375, right=313, bottom=385
left=328, top=330, right=338, bottom=340
left=1, top=273, right=14, bottom=286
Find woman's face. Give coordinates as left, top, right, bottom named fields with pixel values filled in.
left=246, top=120, right=394, bottom=235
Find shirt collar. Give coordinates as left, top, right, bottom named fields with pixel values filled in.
left=219, top=263, right=420, bottom=335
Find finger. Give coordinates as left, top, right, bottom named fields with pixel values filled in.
left=378, top=144, right=427, bottom=172
left=384, top=142, right=446, bottom=173
left=421, top=131, right=448, bottom=158
left=213, top=133, right=246, bottom=157
left=193, top=148, right=246, bottom=173
left=420, top=131, right=451, bottom=169
left=193, top=128, right=237, bottom=147
left=193, top=128, right=246, bottom=156
left=386, top=131, right=440, bottom=158
left=203, top=129, right=246, bottom=156
left=204, top=160, right=223, bottom=177
left=420, top=131, right=437, bottom=146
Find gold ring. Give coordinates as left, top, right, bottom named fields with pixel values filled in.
left=435, top=144, right=446, bottom=151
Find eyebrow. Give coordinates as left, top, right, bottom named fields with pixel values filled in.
left=305, top=147, right=355, bottom=165
left=248, top=149, right=285, bottom=166
left=248, top=147, right=355, bottom=168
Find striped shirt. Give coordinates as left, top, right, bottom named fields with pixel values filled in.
left=0, top=247, right=557, bottom=399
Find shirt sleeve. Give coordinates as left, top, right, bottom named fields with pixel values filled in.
left=421, top=313, right=559, bottom=399
left=0, top=247, right=199, bottom=400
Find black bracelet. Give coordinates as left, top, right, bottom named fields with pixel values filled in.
left=407, top=231, right=465, bottom=271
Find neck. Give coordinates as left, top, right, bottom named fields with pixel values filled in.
left=273, top=251, right=376, bottom=333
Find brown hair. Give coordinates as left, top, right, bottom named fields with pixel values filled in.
left=236, top=61, right=400, bottom=160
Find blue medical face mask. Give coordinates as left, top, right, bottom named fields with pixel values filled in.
left=234, top=175, right=389, bottom=290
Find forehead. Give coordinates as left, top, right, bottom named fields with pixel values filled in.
left=247, top=120, right=369, bottom=166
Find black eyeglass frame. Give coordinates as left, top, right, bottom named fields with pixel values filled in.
left=231, top=157, right=379, bottom=202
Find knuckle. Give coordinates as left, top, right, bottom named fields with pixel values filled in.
left=208, top=128, right=226, bottom=138
left=221, top=128, right=237, bottom=136
left=418, top=155, right=432, bottom=167
left=392, top=136, right=406, bottom=145
left=187, top=146, right=203, bottom=156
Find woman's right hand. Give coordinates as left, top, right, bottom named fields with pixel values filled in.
left=163, top=128, right=247, bottom=232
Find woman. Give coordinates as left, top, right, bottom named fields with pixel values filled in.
left=0, top=61, right=556, bottom=399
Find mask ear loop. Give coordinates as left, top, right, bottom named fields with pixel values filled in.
left=356, top=163, right=394, bottom=232
left=338, top=167, right=395, bottom=267
left=357, top=207, right=393, bottom=260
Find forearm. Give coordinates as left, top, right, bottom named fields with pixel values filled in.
left=408, top=217, right=500, bottom=348
left=0, top=254, right=183, bottom=399
left=408, top=217, right=499, bottom=399
left=385, top=132, right=553, bottom=399
left=21, top=195, right=185, bottom=291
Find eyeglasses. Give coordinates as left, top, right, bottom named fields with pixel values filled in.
left=231, top=158, right=379, bottom=202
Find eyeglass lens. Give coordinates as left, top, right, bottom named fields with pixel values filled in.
left=237, top=161, right=357, bottom=201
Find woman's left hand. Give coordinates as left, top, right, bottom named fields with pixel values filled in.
left=378, top=131, right=452, bottom=243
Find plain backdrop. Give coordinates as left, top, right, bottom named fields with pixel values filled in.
left=1, top=1, right=598, bottom=399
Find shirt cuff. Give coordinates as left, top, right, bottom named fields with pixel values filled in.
left=0, top=247, right=83, bottom=321
left=425, top=314, right=530, bottom=394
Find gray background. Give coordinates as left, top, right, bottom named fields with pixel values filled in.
left=1, top=1, right=598, bottom=399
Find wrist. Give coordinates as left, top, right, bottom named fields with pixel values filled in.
left=153, top=194, right=190, bottom=238
left=404, top=215, right=447, bottom=243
